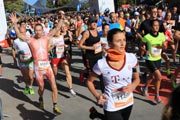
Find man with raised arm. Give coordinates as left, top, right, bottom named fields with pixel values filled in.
left=9, top=13, right=62, bottom=114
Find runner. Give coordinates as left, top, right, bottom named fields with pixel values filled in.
left=9, top=13, right=62, bottom=114
left=13, top=26, right=34, bottom=95
left=79, top=16, right=104, bottom=92
left=61, top=23, right=73, bottom=64
left=49, top=28, right=76, bottom=96
left=87, top=28, right=140, bottom=120
left=79, top=16, right=103, bottom=74
left=140, top=19, right=166, bottom=104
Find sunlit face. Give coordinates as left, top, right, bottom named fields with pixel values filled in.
left=151, top=8, right=157, bottom=19
left=110, top=32, right=126, bottom=52
left=34, top=25, right=43, bottom=38
left=19, top=27, right=26, bottom=35
left=103, top=25, right=110, bottom=36
left=172, top=7, right=177, bottom=14
left=111, top=13, right=118, bottom=23
left=152, top=21, right=159, bottom=32
left=119, top=12, right=124, bottom=18
left=166, top=12, right=172, bottom=20
left=61, top=24, right=67, bottom=32
left=157, top=9, right=162, bottom=17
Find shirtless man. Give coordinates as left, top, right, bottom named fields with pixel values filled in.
left=9, top=13, right=62, bottom=114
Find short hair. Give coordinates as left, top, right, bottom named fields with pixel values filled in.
left=19, top=20, right=26, bottom=26
left=150, top=5, right=157, bottom=11
left=102, top=23, right=109, bottom=30
left=150, top=19, right=159, bottom=27
left=34, top=23, right=43, bottom=30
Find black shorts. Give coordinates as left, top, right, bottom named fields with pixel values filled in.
left=85, top=53, right=102, bottom=72
left=146, top=59, right=161, bottom=73
left=104, top=105, right=133, bottom=120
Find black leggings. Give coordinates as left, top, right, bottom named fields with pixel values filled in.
left=104, top=105, right=133, bottom=120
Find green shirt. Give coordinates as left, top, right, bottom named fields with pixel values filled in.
left=142, top=32, right=165, bottom=61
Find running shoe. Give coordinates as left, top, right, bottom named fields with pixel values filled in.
left=140, top=86, right=149, bottom=96
left=89, top=106, right=98, bottom=119
left=39, top=99, right=44, bottom=110
left=171, top=76, right=178, bottom=89
left=53, top=106, right=62, bottom=115
left=154, top=95, right=162, bottom=104
left=69, top=89, right=76, bottom=96
left=23, top=88, right=29, bottom=95
left=29, top=88, right=35, bottom=95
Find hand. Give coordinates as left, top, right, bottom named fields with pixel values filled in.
left=122, top=84, right=134, bottom=93
left=96, top=94, right=107, bottom=105
left=9, top=13, right=18, bottom=24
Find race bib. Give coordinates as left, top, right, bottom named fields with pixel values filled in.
left=93, top=42, right=102, bottom=54
left=97, top=26, right=102, bottom=32
left=19, top=53, right=31, bottom=60
left=38, top=61, right=50, bottom=70
left=111, top=90, right=133, bottom=108
left=56, top=45, right=64, bottom=54
left=151, top=47, right=162, bottom=56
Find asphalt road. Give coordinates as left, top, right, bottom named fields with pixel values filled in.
left=0, top=47, right=164, bottom=120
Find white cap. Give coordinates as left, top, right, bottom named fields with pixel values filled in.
left=134, top=11, right=140, bottom=16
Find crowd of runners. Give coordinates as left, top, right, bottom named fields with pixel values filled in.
left=1, top=3, right=180, bottom=120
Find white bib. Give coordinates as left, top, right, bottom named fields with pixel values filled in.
left=111, top=90, right=133, bottom=108
left=93, top=42, right=102, bottom=54
left=151, top=47, right=162, bottom=56
left=38, top=61, right=50, bottom=70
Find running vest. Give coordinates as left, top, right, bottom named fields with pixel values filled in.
left=50, top=36, right=65, bottom=58
left=142, top=32, right=165, bottom=61
left=13, top=38, right=32, bottom=62
left=85, top=30, right=102, bottom=55
left=93, top=53, right=137, bottom=112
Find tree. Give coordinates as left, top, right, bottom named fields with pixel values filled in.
left=56, top=0, right=71, bottom=6
left=4, top=0, right=24, bottom=12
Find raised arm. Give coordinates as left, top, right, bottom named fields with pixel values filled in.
left=49, top=20, right=63, bottom=37
left=9, top=13, right=27, bottom=41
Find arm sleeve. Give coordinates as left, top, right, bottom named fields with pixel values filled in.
left=92, top=62, right=102, bottom=76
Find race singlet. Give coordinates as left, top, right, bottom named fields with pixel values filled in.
left=93, top=42, right=102, bottom=54
left=38, top=61, right=50, bottom=70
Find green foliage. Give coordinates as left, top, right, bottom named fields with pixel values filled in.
left=47, top=1, right=54, bottom=8
left=4, top=0, right=24, bottom=12
left=56, top=0, right=71, bottom=6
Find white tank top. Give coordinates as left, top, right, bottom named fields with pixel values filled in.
left=13, top=38, right=32, bottom=61
left=93, top=53, right=137, bottom=112
left=52, top=36, right=65, bottom=58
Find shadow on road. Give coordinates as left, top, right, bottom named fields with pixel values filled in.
left=17, top=103, right=56, bottom=120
